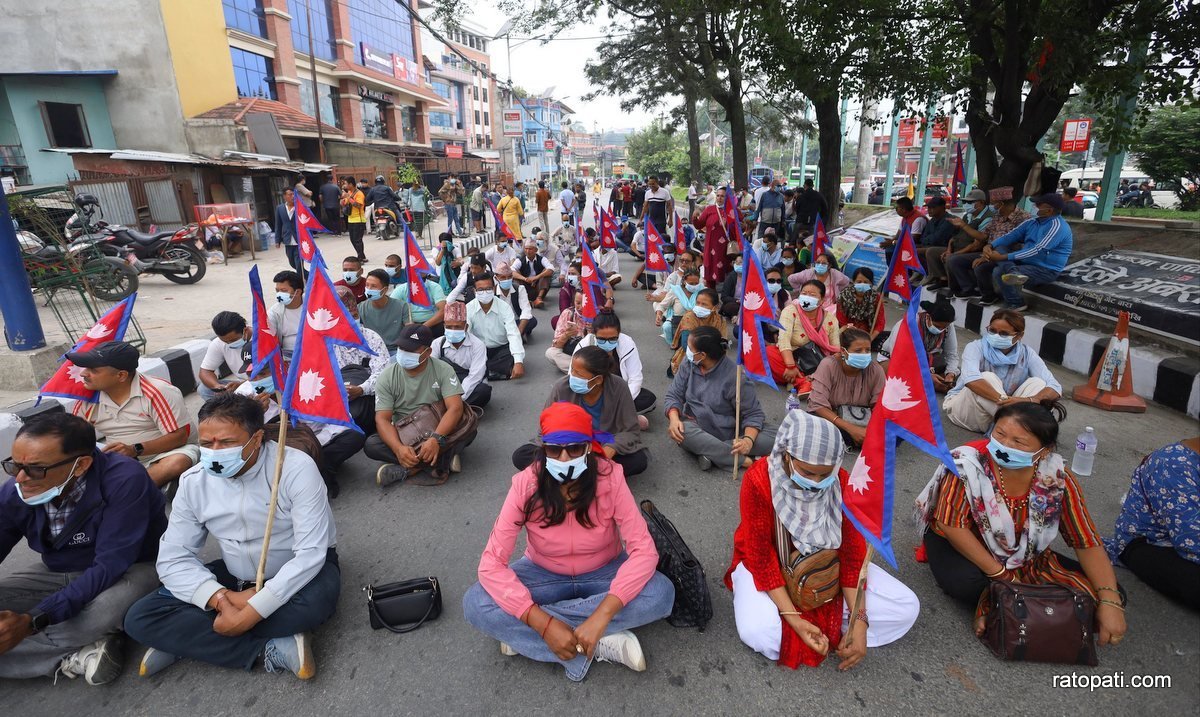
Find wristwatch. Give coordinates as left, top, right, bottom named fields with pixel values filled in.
left=134, top=443, right=145, bottom=456
left=28, top=610, right=50, bottom=634
left=430, top=433, right=447, bottom=447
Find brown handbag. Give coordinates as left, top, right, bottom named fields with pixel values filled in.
left=774, top=518, right=841, bottom=612
left=391, top=399, right=480, bottom=449
left=980, top=581, right=1098, bottom=665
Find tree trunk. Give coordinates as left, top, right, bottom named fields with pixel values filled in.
left=813, top=96, right=843, bottom=225
left=851, top=99, right=876, bottom=204
left=683, top=84, right=702, bottom=184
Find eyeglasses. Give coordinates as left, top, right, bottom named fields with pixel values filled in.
left=2, top=455, right=85, bottom=481
left=543, top=443, right=589, bottom=459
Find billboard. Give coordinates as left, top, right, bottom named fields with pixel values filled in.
left=1060, top=118, right=1093, bottom=153
left=360, top=43, right=393, bottom=76
left=502, top=110, right=522, bottom=137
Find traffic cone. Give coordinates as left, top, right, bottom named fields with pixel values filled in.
left=1072, top=311, right=1147, bottom=413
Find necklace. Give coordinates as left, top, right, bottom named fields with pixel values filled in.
left=992, top=463, right=1029, bottom=511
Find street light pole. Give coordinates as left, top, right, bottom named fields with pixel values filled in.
left=303, top=0, right=325, bottom=164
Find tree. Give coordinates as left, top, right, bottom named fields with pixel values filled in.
left=1132, top=105, right=1200, bottom=211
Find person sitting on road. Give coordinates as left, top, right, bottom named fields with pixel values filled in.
left=494, top=262, right=537, bottom=342
left=429, top=301, right=492, bottom=409
left=572, top=310, right=656, bottom=418
left=513, top=239, right=555, bottom=308
left=717, top=252, right=744, bottom=321
left=364, top=324, right=475, bottom=487
left=0, top=413, right=165, bottom=685
left=545, top=290, right=589, bottom=373
left=463, top=402, right=674, bottom=681
left=389, top=260, right=447, bottom=339
left=1106, top=436, right=1200, bottom=611
left=786, top=252, right=848, bottom=311
left=942, top=310, right=1062, bottom=434
left=69, top=342, right=199, bottom=489
left=123, top=393, right=339, bottom=680
left=269, top=271, right=304, bottom=360
left=588, top=230, right=623, bottom=288
left=198, top=311, right=252, bottom=400
left=333, top=256, right=367, bottom=304
left=358, top=269, right=411, bottom=356
left=669, top=288, right=726, bottom=377
left=656, top=268, right=704, bottom=346
left=447, top=253, right=493, bottom=304
left=727, top=410, right=919, bottom=670
left=382, top=253, right=405, bottom=287
left=806, top=328, right=886, bottom=450
left=467, top=273, right=526, bottom=381
left=665, top=326, right=777, bottom=472
left=770, top=279, right=841, bottom=396
left=835, top=268, right=887, bottom=351
left=512, top=348, right=648, bottom=477
left=879, top=298, right=960, bottom=393
left=485, top=233, right=520, bottom=268
left=557, top=261, right=582, bottom=315
left=915, top=401, right=1127, bottom=646
left=435, top=232, right=465, bottom=289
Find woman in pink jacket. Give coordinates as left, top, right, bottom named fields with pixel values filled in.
left=463, top=402, right=674, bottom=681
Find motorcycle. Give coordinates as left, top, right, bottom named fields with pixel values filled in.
left=20, top=229, right=139, bottom=302
left=65, top=194, right=207, bottom=284
left=373, top=207, right=399, bottom=241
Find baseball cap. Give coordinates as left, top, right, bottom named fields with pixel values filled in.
left=964, top=189, right=987, bottom=202
left=394, top=324, right=433, bottom=352
left=66, top=341, right=140, bottom=373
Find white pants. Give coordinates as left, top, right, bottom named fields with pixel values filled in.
left=942, top=372, right=1047, bottom=434
left=730, top=562, right=919, bottom=661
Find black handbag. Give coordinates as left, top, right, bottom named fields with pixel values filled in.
left=794, top=341, right=825, bottom=375
left=639, top=499, right=713, bottom=630
left=980, top=581, right=1098, bottom=665
left=365, top=577, right=442, bottom=634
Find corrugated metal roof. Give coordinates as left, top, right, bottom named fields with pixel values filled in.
left=41, top=147, right=334, bottom=172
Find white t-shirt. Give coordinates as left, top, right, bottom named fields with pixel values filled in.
left=200, top=336, right=251, bottom=379
left=559, top=189, right=575, bottom=215
left=909, top=215, right=929, bottom=237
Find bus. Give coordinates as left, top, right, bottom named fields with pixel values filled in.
left=748, top=165, right=775, bottom=188
left=786, top=165, right=819, bottom=188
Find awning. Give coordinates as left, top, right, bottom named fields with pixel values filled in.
left=41, top=148, right=333, bottom=173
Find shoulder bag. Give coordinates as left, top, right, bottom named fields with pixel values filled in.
left=774, top=517, right=841, bottom=612
left=365, top=577, right=442, bottom=634
left=639, top=500, right=713, bottom=630
left=793, top=341, right=825, bottom=376
left=391, top=399, right=481, bottom=450
left=980, top=581, right=1098, bottom=665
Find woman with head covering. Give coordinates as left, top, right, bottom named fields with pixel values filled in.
left=464, top=403, right=674, bottom=681
left=880, top=299, right=960, bottom=393
left=726, top=410, right=919, bottom=669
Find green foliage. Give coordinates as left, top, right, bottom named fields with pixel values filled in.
left=393, top=163, right=421, bottom=186
left=1131, top=105, right=1200, bottom=211
left=625, top=126, right=726, bottom=185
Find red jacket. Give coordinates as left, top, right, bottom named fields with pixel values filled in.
left=725, top=458, right=866, bottom=668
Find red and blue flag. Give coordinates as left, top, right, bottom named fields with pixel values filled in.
left=951, top=142, right=966, bottom=207
left=643, top=217, right=670, bottom=273
left=576, top=237, right=607, bottom=321
left=486, top=197, right=516, bottom=242
left=248, top=266, right=284, bottom=389
left=883, top=223, right=925, bottom=299
left=294, top=199, right=328, bottom=265
left=812, top=213, right=829, bottom=259
left=399, top=218, right=434, bottom=310
left=736, top=246, right=781, bottom=389
left=674, top=217, right=689, bottom=255
left=39, top=294, right=137, bottom=403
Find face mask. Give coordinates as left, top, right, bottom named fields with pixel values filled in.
left=250, top=377, right=275, bottom=394
left=545, top=453, right=589, bottom=483
left=364, top=288, right=383, bottom=301
left=397, top=350, right=423, bottom=369
left=568, top=371, right=596, bottom=394
left=15, top=459, right=80, bottom=506
left=383, top=266, right=399, bottom=277
left=733, top=264, right=744, bottom=274
left=476, top=290, right=495, bottom=305
left=985, top=331, right=1014, bottom=349
left=783, top=258, right=795, bottom=266
left=927, top=324, right=945, bottom=335
left=854, top=282, right=871, bottom=293
left=988, top=436, right=1039, bottom=469
left=693, top=305, right=713, bottom=319
left=684, top=282, right=702, bottom=294
left=767, top=281, right=782, bottom=294
left=790, top=471, right=839, bottom=491
left=275, top=291, right=292, bottom=304
left=844, top=352, right=872, bottom=370
left=199, top=438, right=256, bottom=479
left=596, top=338, right=619, bottom=352
left=496, top=243, right=506, bottom=251
left=226, top=337, right=247, bottom=350
left=685, top=346, right=701, bottom=364
left=814, top=264, right=829, bottom=275
left=342, top=271, right=358, bottom=283
left=537, top=240, right=545, bottom=249
left=445, top=329, right=466, bottom=344
left=498, top=279, right=513, bottom=290
left=797, top=295, right=820, bottom=311
left=568, top=275, right=581, bottom=288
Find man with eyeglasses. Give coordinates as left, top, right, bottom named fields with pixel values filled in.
left=0, top=412, right=165, bottom=685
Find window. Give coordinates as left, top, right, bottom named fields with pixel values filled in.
left=230, top=48, right=277, bottom=99
left=288, top=0, right=336, bottom=61
left=431, top=139, right=446, bottom=152
left=483, top=111, right=489, bottom=126
left=223, top=0, right=266, bottom=37
left=429, top=111, right=454, bottom=130
left=349, top=0, right=416, bottom=64
left=474, top=110, right=480, bottom=126
left=400, top=106, right=417, bottom=142
left=299, top=78, right=342, bottom=128
left=39, top=102, right=91, bottom=148
left=473, top=86, right=479, bottom=101
left=432, top=81, right=451, bottom=99
left=485, top=136, right=492, bottom=148
left=525, top=131, right=537, bottom=144
left=475, top=134, right=483, bottom=146
left=361, top=98, right=388, bottom=139
left=482, top=87, right=488, bottom=103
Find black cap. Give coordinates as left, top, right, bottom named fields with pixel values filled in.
left=926, top=196, right=947, bottom=208
left=66, top=341, right=139, bottom=373
left=920, top=300, right=956, bottom=323
left=394, top=324, right=433, bottom=352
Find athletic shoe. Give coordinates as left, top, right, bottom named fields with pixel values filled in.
left=58, top=634, right=125, bottom=685
left=697, top=455, right=713, bottom=472
left=978, top=295, right=1000, bottom=306
left=138, top=646, right=182, bottom=678
left=263, top=633, right=316, bottom=680
left=1010, top=303, right=1030, bottom=312
left=450, top=455, right=462, bottom=473
left=1001, top=272, right=1029, bottom=286
left=376, top=464, right=408, bottom=487
left=593, top=631, right=646, bottom=672
left=499, top=642, right=518, bottom=656
left=953, top=289, right=979, bottom=299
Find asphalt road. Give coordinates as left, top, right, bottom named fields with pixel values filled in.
left=3, top=195, right=1198, bottom=714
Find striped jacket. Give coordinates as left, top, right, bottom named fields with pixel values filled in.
left=991, top=214, right=1073, bottom=273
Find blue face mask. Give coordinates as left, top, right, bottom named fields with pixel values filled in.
left=783, top=258, right=795, bottom=266
left=568, top=371, right=596, bottom=394
left=15, top=459, right=81, bottom=506
left=226, top=337, right=247, bottom=350
left=364, top=288, right=383, bottom=301
left=685, top=282, right=701, bottom=293
left=814, top=263, right=829, bottom=275
left=797, top=295, right=820, bottom=311
left=985, top=331, right=1015, bottom=349
left=685, top=346, right=700, bottom=364
left=987, top=436, right=1039, bottom=469
left=397, top=350, right=423, bottom=369
left=383, top=265, right=399, bottom=277
left=250, top=377, right=275, bottom=394
left=275, top=291, right=292, bottom=304
left=791, top=471, right=839, bottom=491
left=545, top=454, right=589, bottom=483
left=199, top=437, right=257, bottom=479
left=853, top=282, right=871, bottom=293
left=693, top=305, right=713, bottom=319
left=596, top=338, right=619, bottom=352
left=445, top=329, right=466, bottom=344
left=767, top=281, right=782, bottom=294
left=342, top=271, right=359, bottom=283
left=498, top=279, right=513, bottom=290
left=927, top=324, right=945, bottom=335
left=568, top=275, right=581, bottom=288
left=733, top=263, right=744, bottom=274
left=844, top=352, right=872, bottom=370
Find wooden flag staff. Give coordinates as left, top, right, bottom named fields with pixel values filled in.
left=839, top=544, right=876, bottom=650
left=731, top=366, right=743, bottom=481
left=255, top=404, right=290, bottom=591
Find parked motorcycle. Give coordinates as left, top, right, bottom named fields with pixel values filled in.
left=20, top=230, right=139, bottom=301
left=373, top=207, right=399, bottom=241
left=66, top=194, right=207, bottom=284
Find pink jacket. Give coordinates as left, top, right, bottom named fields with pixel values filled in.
left=477, top=461, right=660, bottom=618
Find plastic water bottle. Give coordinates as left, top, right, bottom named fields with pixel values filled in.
left=785, top=387, right=802, bottom=412
left=1071, top=427, right=1097, bottom=476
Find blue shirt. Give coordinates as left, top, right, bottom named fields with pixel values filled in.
left=991, top=215, right=1073, bottom=273
left=582, top=394, right=605, bottom=429
left=1106, top=442, right=1200, bottom=564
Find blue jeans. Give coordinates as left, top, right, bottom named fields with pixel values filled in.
left=462, top=554, right=674, bottom=681
left=123, top=552, right=340, bottom=671
left=990, top=260, right=1061, bottom=306
left=445, top=205, right=462, bottom=234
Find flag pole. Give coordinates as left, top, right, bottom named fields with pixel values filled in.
left=731, top=365, right=743, bottom=481
left=869, top=291, right=887, bottom=340
left=255, top=408, right=290, bottom=591
left=839, top=544, right=876, bottom=650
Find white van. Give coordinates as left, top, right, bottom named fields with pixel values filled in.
left=1058, top=166, right=1179, bottom=209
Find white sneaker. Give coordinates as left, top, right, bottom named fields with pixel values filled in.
left=593, top=630, right=646, bottom=671
left=58, top=635, right=125, bottom=685
left=450, top=455, right=462, bottom=473
left=499, top=642, right=518, bottom=656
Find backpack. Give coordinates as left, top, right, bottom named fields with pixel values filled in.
left=639, top=499, right=713, bottom=630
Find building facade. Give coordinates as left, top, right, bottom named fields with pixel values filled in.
left=422, top=20, right=498, bottom=159
left=511, top=97, right=574, bottom=183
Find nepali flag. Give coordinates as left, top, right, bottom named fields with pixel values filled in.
left=951, top=142, right=966, bottom=207
left=400, top=218, right=434, bottom=310
left=486, top=197, right=516, bottom=242
left=598, top=207, right=619, bottom=250
left=294, top=199, right=328, bottom=264
left=883, top=223, right=925, bottom=300
left=39, top=294, right=137, bottom=403
left=842, top=288, right=958, bottom=567
left=643, top=217, right=670, bottom=273
left=577, top=238, right=607, bottom=321
left=674, top=218, right=689, bottom=255
left=812, top=213, right=829, bottom=259
left=280, top=258, right=374, bottom=432
left=736, top=246, right=781, bottom=389
left=248, top=266, right=284, bottom=389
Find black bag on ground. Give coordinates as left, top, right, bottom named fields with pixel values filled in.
left=366, top=577, right=442, bottom=634
left=639, top=499, right=712, bottom=630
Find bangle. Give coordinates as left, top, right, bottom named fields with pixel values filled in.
left=1098, top=599, right=1125, bottom=611
left=540, top=616, right=554, bottom=638
left=985, top=566, right=1007, bottom=578
left=778, top=610, right=802, bottom=616
left=1097, top=586, right=1120, bottom=595
left=856, top=608, right=869, bottom=627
